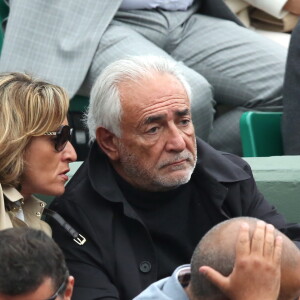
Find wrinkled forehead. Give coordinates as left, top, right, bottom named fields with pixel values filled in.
left=118, top=73, right=190, bottom=124
left=119, top=72, right=190, bottom=104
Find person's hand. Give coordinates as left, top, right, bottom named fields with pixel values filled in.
left=199, top=221, right=283, bottom=300
left=284, top=0, right=300, bottom=15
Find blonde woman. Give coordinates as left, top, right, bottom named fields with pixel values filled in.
left=0, top=72, right=77, bottom=235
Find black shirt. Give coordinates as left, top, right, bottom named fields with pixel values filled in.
left=114, top=171, right=224, bottom=279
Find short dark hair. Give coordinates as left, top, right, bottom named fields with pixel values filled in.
left=0, top=227, right=68, bottom=296
left=189, top=220, right=234, bottom=299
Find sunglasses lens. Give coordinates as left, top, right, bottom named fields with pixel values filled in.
left=55, top=126, right=72, bottom=152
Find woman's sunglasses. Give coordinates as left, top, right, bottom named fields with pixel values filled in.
left=44, top=125, right=73, bottom=152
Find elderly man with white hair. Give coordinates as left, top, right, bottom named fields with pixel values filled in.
left=49, top=56, right=300, bottom=300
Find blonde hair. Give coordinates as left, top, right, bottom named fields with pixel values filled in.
left=0, top=72, right=69, bottom=187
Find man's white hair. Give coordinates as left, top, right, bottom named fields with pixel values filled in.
left=86, top=55, right=192, bottom=141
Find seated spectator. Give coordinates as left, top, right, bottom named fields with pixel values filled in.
left=49, top=56, right=300, bottom=300
left=0, top=227, right=74, bottom=300
left=134, top=217, right=300, bottom=300
left=0, top=72, right=77, bottom=235
left=0, top=0, right=287, bottom=155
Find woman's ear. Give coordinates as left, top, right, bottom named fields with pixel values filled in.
left=96, top=127, right=120, bottom=161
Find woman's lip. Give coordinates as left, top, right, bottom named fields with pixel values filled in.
left=59, top=169, right=70, bottom=175
left=60, top=174, right=69, bottom=181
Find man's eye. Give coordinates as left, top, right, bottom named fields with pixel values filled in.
left=147, top=127, right=159, bottom=134
left=180, top=119, right=190, bottom=126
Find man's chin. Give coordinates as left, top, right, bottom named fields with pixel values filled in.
left=163, top=165, right=194, bottom=178
left=153, top=170, right=193, bottom=190
left=133, top=172, right=192, bottom=192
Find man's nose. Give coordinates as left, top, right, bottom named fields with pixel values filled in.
left=165, top=126, right=186, bottom=152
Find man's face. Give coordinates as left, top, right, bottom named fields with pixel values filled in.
left=0, top=277, right=66, bottom=300
left=113, top=72, right=197, bottom=191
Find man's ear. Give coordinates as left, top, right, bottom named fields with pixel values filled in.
left=64, top=276, right=74, bottom=300
left=96, top=127, right=120, bottom=161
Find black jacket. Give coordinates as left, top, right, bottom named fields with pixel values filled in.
left=282, top=20, right=300, bottom=154
left=49, top=139, right=300, bottom=300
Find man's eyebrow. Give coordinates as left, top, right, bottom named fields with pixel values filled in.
left=143, top=109, right=190, bottom=125
left=176, top=108, right=190, bottom=117
left=143, top=114, right=166, bottom=125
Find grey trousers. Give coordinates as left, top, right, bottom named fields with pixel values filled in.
left=80, top=5, right=286, bottom=155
